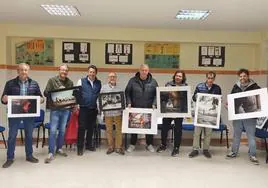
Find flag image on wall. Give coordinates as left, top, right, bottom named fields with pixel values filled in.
left=16, top=39, right=54, bottom=65
left=144, top=43, right=180, bottom=68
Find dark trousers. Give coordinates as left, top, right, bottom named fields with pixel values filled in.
left=130, top=134, right=153, bottom=146
left=161, top=118, right=183, bottom=148
left=77, top=108, right=98, bottom=150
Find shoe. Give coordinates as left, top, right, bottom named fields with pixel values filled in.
left=226, top=151, right=237, bottom=159
left=106, top=148, right=114, bottom=155
left=203, top=150, right=212, bottom=158
left=249, top=156, right=259, bottom=165
left=26, top=156, right=39, bottom=163
left=116, top=148, right=125, bottom=155
left=77, top=149, right=84, bottom=156
left=156, top=145, right=167, bottom=153
left=189, top=150, right=199, bottom=158
left=56, top=149, right=68, bottom=157
left=86, top=146, right=96, bottom=152
left=44, top=153, right=54, bottom=164
left=2, top=160, right=14, bottom=168
left=127, top=145, right=135, bottom=153
left=146, top=144, right=155, bottom=153
left=171, top=147, right=179, bottom=157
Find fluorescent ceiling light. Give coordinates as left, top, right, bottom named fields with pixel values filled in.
left=41, top=4, right=80, bottom=16
left=175, top=10, right=210, bottom=20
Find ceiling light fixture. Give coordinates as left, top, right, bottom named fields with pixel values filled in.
left=175, top=10, right=210, bottom=20
left=41, top=4, right=80, bottom=16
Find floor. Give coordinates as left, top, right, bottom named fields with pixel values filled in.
left=0, top=144, right=268, bottom=188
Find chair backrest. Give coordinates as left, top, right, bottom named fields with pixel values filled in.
left=35, top=109, right=45, bottom=123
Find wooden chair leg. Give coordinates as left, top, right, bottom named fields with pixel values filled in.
left=226, top=129, right=229, bottom=149
left=20, top=129, right=24, bottom=144
left=36, top=126, right=40, bottom=148
left=1, top=132, right=7, bottom=149
left=42, top=127, right=46, bottom=148
left=220, top=131, right=223, bottom=144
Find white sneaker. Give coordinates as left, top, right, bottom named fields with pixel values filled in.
left=44, top=153, right=54, bottom=164
left=127, top=145, right=135, bottom=153
left=146, top=144, right=155, bottom=152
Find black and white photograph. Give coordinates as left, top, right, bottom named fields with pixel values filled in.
left=256, top=117, right=268, bottom=129
left=157, top=86, right=191, bottom=118
left=122, top=108, right=157, bottom=134
left=194, top=93, right=222, bottom=129
left=47, top=86, right=80, bottom=109
left=228, top=88, right=268, bottom=120
left=99, top=91, right=125, bottom=111
left=8, top=96, right=40, bottom=118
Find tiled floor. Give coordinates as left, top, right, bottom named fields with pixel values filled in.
left=0, top=145, right=268, bottom=188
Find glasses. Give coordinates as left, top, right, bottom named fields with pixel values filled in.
left=108, top=75, right=117, bottom=78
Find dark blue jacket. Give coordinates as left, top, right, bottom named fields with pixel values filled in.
left=192, top=82, right=222, bottom=102
left=1, top=76, right=43, bottom=105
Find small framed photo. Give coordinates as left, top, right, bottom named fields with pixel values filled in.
left=227, top=88, right=268, bottom=120
left=194, top=93, right=222, bottom=129
left=256, top=117, right=268, bottom=129
left=8, top=96, right=40, bottom=118
left=47, top=86, right=80, bottom=109
left=122, top=108, right=157, bottom=135
left=99, top=91, right=125, bottom=111
left=157, top=86, right=191, bottom=118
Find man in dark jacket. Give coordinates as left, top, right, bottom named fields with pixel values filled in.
left=125, top=64, right=158, bottom=152
left=1, top=63, right=44, bottom=168
left=226, top=68, right=260, bottom=165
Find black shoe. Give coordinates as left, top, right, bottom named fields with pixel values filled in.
left=86, top=146, right=96, bottom=151
left=189, top=150, right=199, bottom=158
left=106, top=148, right=114, bottom=155
left=171, top=147, right=179, bottom=157
left=156, top=145, right=167, bottom=153
left=2, top=160, right=14, bottom=168
left=77, top=149, right=84, bottom=156
left=115, top=148, right=125, bottom=155
left=26, top=156, right=39, bottom=163
left=203, top=150, right=212, bottom=158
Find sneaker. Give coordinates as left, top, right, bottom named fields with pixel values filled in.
left=203, top=150, right=212, bottom=158
left=171, top=147, right=179, bottom=157
left=77, top=149, right=84, bottom=156
left=26, top=156, right=39, bottom=163
left=44, top=153, right=54, bottom=164
left=127, top=145, right=135, bottom=153
left=226, top=151, right=237, bottom=159
left=106, top=148, right=114, bottom=155
left=146, top=144, right=155, bottom=153
left=2, top=160, right=14, bottom=168
left=115, top=148, right=125, bottom=155
left=56, top=149, right=68, bottom=157
left=156, top=145, right=167, bottom=153
left=249, top=156, right=259, bottom=165
left=189, top=150, right=199, bottom=158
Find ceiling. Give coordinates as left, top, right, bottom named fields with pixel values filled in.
left=1, top=0, right=268, bottom=31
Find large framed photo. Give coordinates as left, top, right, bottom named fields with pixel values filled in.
left=122, top=108, right=157, bottom=135
left=157, top=86, right=191, bottom=118
left=99, top=91, right=125, bottom=111
left=47, top=86, right=80, bottom=109
left=256, top=117, right=268, bottom=129
left=8, top=96, right=40, bottom=118
left=227, top=88, right=268, bottom=120
left=194, top=93, right=222, bottom=129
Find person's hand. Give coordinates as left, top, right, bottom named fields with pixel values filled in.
left=72, top=105, right=79, bottom=112
left=152, top=105, right=156, bottom=110
left=128, top=104, right=131, bottom=108
left=40, top=97, right=45, bottom=104
left=1, top=95, right=8, bottom=103
left=224, top=101, right=228, bottom=109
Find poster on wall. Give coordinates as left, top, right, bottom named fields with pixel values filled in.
left=198, top=46, right=225, bottom=67
left=16, top=39, right=54, bottom=65
left=62, top=42, right=90, bottom=64
left=144, top=43, right=180, bottom=68
left=105, top=43, right=132, bottom=65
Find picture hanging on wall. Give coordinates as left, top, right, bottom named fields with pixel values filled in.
left=16, top=39, right=54, bottom=65
left=62, top=42, right=90, bottom=64
left=198, top=46, right=225, bottom=67
left=105, top=43, right=132, bottom=65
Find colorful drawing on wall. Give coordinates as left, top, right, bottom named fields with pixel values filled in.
left=16, top=39, right=54, bottom=65
left=144, top=43, right=180, bottom=68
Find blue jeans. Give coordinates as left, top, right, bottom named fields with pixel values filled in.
left=232, top=118, right=257, bottom=156
left=48, top=110, right=70, bottom=154
left=7, top=117, right=35, bottom=160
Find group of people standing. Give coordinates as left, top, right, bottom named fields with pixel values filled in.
left=0, top=63, right=262, bottom=168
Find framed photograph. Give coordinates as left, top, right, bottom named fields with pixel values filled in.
left=8, top=96, right=40, bottom=118
left=157, top=86, right=191, bottom=118
left=256, top=117, right=268, bottom=129
left=122, top=108, right=157, bottom=135
left=227, top=88, right=268, bottom=120
left=194, top=93, right=222, bottom=129
left=47, top=86, right=80, bottom=109
left=99, top=91, right=125, bottom=111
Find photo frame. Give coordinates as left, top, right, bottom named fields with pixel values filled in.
left=99, top=91, right=125, bottom=111
left=122, top=108, right=157, bottom=135
left=256, top=117, right=268, bottom=129
left=156, top=86, right=191, bottom=118
left=227, top=88, right=268, bottom=120
left=47, top=86, right=80, bottom=109
left=8, top=96, right=40, bottom=118
left=194, top=93, right=222, bottom=129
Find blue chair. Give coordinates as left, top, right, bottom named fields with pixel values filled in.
left=255, top=125, right=268, bottom=163
left=0, top=125, right=7, bottom=148
left=213, top=123, right=229, bottom=149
